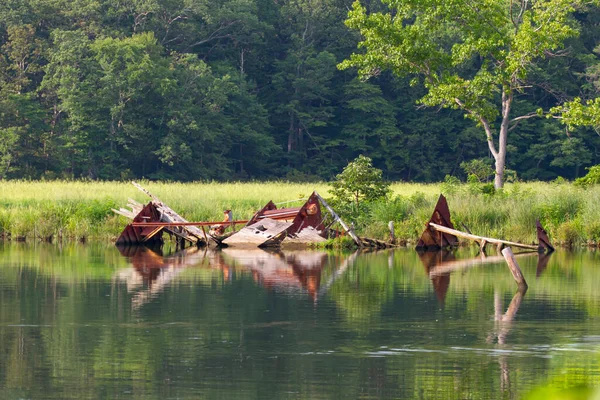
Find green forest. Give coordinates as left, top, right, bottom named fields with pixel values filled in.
left=2, top=0, right=600, bottom=183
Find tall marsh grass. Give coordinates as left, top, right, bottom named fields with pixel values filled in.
left=1, top=180, right=600, bottom=246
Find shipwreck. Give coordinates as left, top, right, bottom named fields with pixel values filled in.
left=114, top=183, right=384, bottom=249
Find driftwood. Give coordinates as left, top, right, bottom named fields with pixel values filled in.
left=501, top=247, right=528, bottom=290
left=417, top=194, right=553, bottom=253
left=429, top=222, right=539, bottom=252
left=314, top=192, right=361, bottom=246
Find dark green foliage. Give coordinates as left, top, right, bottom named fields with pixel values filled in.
left=0, top=0, right=599, bottom=181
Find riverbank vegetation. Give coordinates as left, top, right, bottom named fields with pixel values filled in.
left=2, top=180, right=600, bottom=247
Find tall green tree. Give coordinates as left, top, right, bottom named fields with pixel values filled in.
left=340, top=0, right=597, bottom=188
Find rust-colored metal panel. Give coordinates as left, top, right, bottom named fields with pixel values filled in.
left=249, top=192, right=326, bottom=241
left=536, top=219, right=554, bottom=252
left=116, top=202, right=164, bottom=245
left=288, top=192, right=325, bottom=236
left=416, top=194, right=459, bottom=249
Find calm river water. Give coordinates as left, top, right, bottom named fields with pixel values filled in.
left=0, top=243, right=599, bottom=399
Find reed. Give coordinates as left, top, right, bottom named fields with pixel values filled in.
left=2, top=180, right=600, bottom=246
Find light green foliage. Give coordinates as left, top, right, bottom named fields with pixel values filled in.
left=574, top=165, right=600, bottom=187
left=340, top=0, right=592, bottom=188
left=460, top=159, right=494, bottom=183
left=330, top=155, right=391, bottom=207
left=4, top=180, right=600, bottom=246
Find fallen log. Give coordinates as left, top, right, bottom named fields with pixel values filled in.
left=429, top=222, right=539, bottom=251
left=416, top=194, right=554, bottom=252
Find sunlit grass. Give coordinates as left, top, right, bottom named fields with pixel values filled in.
left=2, top=180, right=600, bottom=245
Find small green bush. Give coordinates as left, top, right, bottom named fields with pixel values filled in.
left=330, top=155, right=390, bottom=207
left=575, top=165, right=600, bottom=187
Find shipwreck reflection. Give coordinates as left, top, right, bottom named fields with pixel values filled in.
left=420, top=249, right=552, bottom=304
left=115, top=245, right=356, bottom=307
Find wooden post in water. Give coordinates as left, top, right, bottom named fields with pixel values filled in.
left=388, top=221, right=395, bottom=244
left=501, top=247, right=528, bottom=290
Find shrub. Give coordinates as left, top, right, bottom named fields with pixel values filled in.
left=575, top=165, right=600, bottom=187
left=330, top=155, right=390, bottom=207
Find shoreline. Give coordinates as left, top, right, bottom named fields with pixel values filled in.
left=1, top=180, right=599, bottom=248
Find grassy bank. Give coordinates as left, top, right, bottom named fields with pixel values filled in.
left=0, top=180, right=598, bottom=247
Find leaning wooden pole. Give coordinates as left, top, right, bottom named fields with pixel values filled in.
left=314, top=192, right=361, bottom=247
left=429, top=222, right=539, bottom=251
left=501, top=247, right=528, bottom=290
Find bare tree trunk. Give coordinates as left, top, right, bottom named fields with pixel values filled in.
left=494, top=148, right=506, bottom=189
left=494, top=86, right=512, bottom=190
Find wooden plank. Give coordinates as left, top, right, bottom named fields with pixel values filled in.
left=141, top=226, right=164, bottom=243
left=429, top=222, right=539, bottom=251
left=284, top=226, right=327, bottom=246
left=112, top=208, right=135, bottom=219
left=223, top=218, right=292, bottom=247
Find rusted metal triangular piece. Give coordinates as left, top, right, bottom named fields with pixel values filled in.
left=536, top=219, right=554, bottom=253
left=416, top=194, right=459, bottom=250
left=116, top=202, right=164, bottom=245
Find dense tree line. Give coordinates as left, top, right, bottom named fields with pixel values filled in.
left=1, top=0, right=600, bottom=182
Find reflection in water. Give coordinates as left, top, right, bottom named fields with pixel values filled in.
left=1, top=244, right=599, bottom=399
left=536, top=252, right=552, bottom=278
left=115, top=245, right=357, bottom=307
left=421, top=250, right=552, bottom=305
left=421, top=249, right=535, bottom=399
left=116, top=245, right=214, bottom=309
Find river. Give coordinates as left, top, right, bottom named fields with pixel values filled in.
left=0, top=243, right=598, bottom=399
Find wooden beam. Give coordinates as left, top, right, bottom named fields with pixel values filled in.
left=501, top=247, right=528, bottom=290
left=141, top=226, right=164, bottom=242
left=429, top=222, right=538, bottom=251
left=314, top=192, right=361, bottom=246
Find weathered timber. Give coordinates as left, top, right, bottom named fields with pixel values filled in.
left=416, top=194, right=459, bottom=249
left=313, top=192, right=361, bottom=246
left=429, top=222, right=539, bottom=251
left=222, top=218, right=292, bottom=247
left=131, top=181, right=205, bottom=245
left=501, top=247, right=528, bottom=290
left=282, top=226, right=327, bottom=246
